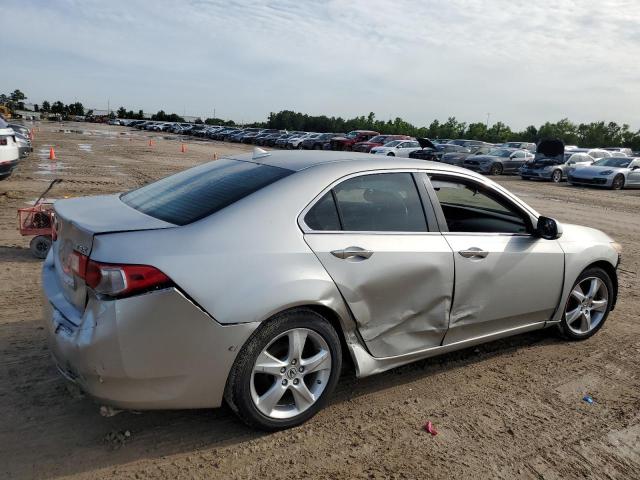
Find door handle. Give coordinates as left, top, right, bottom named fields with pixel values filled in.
left=458, top=248, right=489, bottom=259
left=331, top=247, right=374, bottom=260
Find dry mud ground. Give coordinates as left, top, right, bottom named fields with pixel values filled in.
left=0, top=122, right=639, bottom=479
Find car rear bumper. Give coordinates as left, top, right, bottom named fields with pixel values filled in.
left=0, top=158, right=19, bottom=175
left=41, top=253, right=259, bottom=410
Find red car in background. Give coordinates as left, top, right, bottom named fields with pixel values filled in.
left=328, top=130, right=379, bottom=151
left=353, top=134, right=412, bottom=153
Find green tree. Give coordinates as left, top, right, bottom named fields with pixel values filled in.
left=41, top=100, right=51, bottom=112
left=117, top=106, right=128, bottom=118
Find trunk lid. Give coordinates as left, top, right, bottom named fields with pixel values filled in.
left=53, top=194, right=175, bottom=315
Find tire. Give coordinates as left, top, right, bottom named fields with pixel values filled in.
left=611, top=174, right=625, bottom=190
left=387, top=152, right=395, bottom=156
left=551, top=169, right=563, bottom=183
left=30, top=235, right=52, bottom=259
left=297, top=144, right=304, bottom=150
left=558, top=266, right=614, bottom=340
left=224, top=308, right=342, bottom=431
left=490, top=163, right=503, bottom=175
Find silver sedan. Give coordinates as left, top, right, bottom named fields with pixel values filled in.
left=568, top=156, right=640, bottom=189
left=43, top=150, right=621, bottom=430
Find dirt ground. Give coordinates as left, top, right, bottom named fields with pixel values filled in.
left=1, top=122, right=639, bottom=480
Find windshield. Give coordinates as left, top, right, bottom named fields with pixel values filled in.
left=368, top=135, right=387, bottom=143
left=487, top=149, right=512, bottom=157
left=383, top=140, right=402, bottom=147
left=592, top=157, right=631, bottom=168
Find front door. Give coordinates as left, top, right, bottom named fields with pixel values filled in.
left=302, top=172, right=454, bottom=358
left=426, top=174, right=565, bottom=344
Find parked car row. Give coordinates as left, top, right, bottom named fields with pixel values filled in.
left=113, top=119, right=639, bottom=189
left=0, top=116, right=33, bottom=180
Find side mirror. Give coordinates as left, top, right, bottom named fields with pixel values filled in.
left=536, top=216, right=562, bottom=240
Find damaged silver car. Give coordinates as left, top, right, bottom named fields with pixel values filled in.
left=43, top=150, right=621, bottom=430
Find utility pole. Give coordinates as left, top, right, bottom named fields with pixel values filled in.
left=107, top=98, right=110, bottom=116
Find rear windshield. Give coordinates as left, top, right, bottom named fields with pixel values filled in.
left=121, top=159, right=292, bottom=225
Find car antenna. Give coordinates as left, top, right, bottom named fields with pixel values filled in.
left=253, top=147, right=271, bottom=161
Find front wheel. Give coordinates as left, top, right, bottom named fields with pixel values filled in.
left=387, top=152, right=395, bottom=156
left=551, top=169, right=563, bottom=183
left=490, top=163, right=503, bottom=175
left=611, top=174, right=625, bottom=190
left=225, top=309, right=342, bottom=430
left=558, top=267, right=613, bottom=340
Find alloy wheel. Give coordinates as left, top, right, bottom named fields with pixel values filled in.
left=612, top=175, right=625, bottom=190
left=564, top=277, right=609, bottom=335
left=250, top=328, right=332, bottom=419
left=552, top=170, right=562, bottom=183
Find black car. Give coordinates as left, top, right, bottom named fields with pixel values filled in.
left=408, top=138, right=439, bottom=161
left=441, top=145, right=492, bottom=166
left=301, top=133, right=338, bottom=150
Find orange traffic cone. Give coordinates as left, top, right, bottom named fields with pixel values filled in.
left=49, top=147, right=56, bottom=161
left=181, top=143, right=187, bottom=153
left=148, top=139, right=154, bottom=147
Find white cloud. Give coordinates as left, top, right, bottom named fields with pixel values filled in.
left=3, top=0, right=639, bottom=128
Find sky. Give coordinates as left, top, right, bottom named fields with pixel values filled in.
left=3, top=0, right=639, bottom=129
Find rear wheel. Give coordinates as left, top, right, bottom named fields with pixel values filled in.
left=490, top=163, right=503, bottom=175
left=558, top=267, right=613, bottom=340
left=225, top=309, right=342, bottom=430
left=551, top=169, right=563, bottom=183
left=30, top=235, right=52, bottom=259
left=387, top=152, right=395, bottom=156
left=611, top=174, right=625, bottom=190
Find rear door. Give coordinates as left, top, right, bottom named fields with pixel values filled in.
left=424, top=173, right=564, bottom=344
left=302, top=171, right=454, bottom=358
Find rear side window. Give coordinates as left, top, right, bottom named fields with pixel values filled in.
left=121, top=159, right=292, bottom=225
left=304, top=192, right=341, bottom=231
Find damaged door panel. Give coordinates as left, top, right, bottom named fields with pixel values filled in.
left=305, top=233, right=454, bottom=357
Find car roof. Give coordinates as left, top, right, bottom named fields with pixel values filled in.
left=224, top=150, right=486, bottom=178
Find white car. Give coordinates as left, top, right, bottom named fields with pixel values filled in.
left=0, top=117, right=20, bottom=180
left=371, top=140, right=421, bottom=157
left=287, top=133, right=318, bottom=149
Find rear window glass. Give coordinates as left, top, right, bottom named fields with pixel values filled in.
left=121, top=159, right=292, bottom=225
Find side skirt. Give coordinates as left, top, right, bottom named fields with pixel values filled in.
left=350, top=322, right=547, bottom=378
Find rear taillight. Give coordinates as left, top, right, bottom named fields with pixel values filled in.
left=0, top=137, right=6, bottom=146
left=71, top=253, right=172, bottom=297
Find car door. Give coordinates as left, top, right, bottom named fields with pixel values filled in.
left=507, top=151, right=526, bottom=172
left=628, top=160, right=640, bottom=186
left=423, top=173, right=565, bottom=344
left=301, top=171, right=454, bottom=358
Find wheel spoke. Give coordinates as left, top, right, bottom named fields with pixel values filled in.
left=254, top=351, right=287, bottom=376
left=571, top=285, right=586, bottom=303
left=257, top=382, right=287, bottom=413
left=287, top=329, right=307, bottom=362
left=591, top=299, right=608, bottom=312
left=291, top=382, right=315, bottom=411
left=565, top=306, right=582, bottom=324
left=300, top=349, right=330, bottom=375
left=580, top=311, right=591, bottom=333
left=586, top=278, right=601, bottom=299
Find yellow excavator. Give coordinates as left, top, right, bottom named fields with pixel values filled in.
left=0, top=105, right=11, bottom=119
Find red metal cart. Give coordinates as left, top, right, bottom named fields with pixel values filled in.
left=18, top=179, right=62, bottom=258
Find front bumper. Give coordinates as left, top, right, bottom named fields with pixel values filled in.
left=42, top=253, right=259, bottom=410
left=463, top=163, right=491, bottom=173
left=520, top=168, right=554, bottom=180
left=567, top=174, right=611, bottom=187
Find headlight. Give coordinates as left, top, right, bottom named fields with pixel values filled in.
left=542, top=166, right=554, bottom=171
left=600, top=170, right=614, bottom=175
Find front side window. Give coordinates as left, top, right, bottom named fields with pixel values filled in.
left=304, top=173, right=428, bottom=232
left=430, top=176, right=530, bottom=234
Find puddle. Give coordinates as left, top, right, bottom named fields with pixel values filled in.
left=78, top=144, right=93, bottom=152
left=36, top=162, right=67, bottom=175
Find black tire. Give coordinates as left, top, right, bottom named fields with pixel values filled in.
left=297, top=144, right=304, bottom=150
left=558, top=266, right=614, bottom=340
left=30, top=235, right=52, bottom=259
left=551, top=169, right=563, bottom=183
left=611, top=174, right=625, bottom=190
left=490, top=163, right=503, bottom=175
left=387, top=152, right=395, bottom=156
left=224, top=308, right=342, bottom=431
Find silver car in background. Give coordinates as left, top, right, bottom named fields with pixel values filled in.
left=568, top=156, right=640, bottom=189
left=43, top=151, right=621, bottom=430
left=519, top=139, right=594, bottom=183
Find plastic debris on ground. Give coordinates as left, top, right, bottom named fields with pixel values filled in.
left=424, top=421, right=438, bottom=436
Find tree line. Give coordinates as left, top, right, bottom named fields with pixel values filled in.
left=3, top=89, right=639, bottom=149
